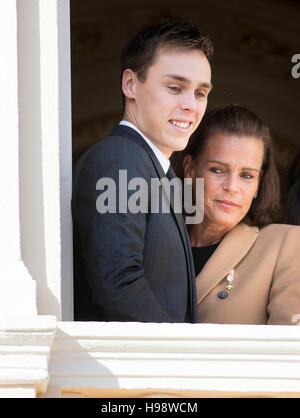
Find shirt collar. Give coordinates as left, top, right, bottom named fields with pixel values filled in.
left=119, top=120, right=170, bottom=174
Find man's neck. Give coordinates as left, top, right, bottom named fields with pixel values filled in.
left=119, top=119, right=170, bottom=174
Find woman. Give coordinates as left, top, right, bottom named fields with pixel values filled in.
left=285, top=148, right=300, bottom=225
left=171, top=104, right=300, bottom=325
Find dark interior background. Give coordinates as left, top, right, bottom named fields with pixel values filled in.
left=70, top=0, right=300, bottom=200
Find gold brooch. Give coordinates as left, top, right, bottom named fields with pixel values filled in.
left=226, top=269, right=235, bottom=290
left=218, top=269, right=235, bottom=299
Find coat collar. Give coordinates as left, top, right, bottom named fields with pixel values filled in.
left=110, top=124, right=167, bottom=179
left=196, top=222, right=259, bottom=304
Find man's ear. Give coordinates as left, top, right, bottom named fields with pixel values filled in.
left=122, top=69, right=137, bottom=99
left=183, top=154, right=195, bottom=178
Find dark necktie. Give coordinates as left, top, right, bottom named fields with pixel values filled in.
left=165, top=165, right=183, bottom=216
left=166, top=165, right=177, bottom=180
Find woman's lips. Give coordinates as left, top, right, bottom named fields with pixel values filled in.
left=215, top=200, right=240, bottom=210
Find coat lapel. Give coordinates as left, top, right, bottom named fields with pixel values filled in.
left=196, top=223, right=259, bottom=304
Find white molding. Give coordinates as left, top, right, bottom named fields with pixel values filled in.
left=56, top=0, right=73, bottom=322
left=0, top=386, right=36, bottom=398
left=0, top=316, right=57, bottom=397
left=1, top=320, right=299, bottom=398
left=47, top=322, right=300, bottom=397
left=0, top=0, right=37, bottom=317
left=17, top=0, right=73, bottom=320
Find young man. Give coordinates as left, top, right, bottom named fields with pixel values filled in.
left=72, top=21, right=213, bottom=322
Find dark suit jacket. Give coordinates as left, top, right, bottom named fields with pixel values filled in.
left=72, top=124, right=197, bottom=322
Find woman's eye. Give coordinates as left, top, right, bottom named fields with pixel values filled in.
left=241, top=173, right=254, bottom=179
left=210, top=167, right=222, bottom=174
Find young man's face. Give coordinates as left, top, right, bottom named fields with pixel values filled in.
left=123, top=47, right=212, bottom=158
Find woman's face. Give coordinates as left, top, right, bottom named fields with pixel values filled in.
left=186, top=132, right=264, bottom=231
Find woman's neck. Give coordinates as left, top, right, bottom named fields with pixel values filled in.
left=188, top=221, right=231, bottom=247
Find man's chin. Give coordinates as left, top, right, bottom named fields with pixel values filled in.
left=172, top=139, right=191, bottom=152
left=159, top=136, right=191, bottom=156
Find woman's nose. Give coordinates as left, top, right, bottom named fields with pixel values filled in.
left=222, top=174, right=240, bottom=193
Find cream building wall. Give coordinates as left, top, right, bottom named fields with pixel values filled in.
left=0, top=0, right=299, bottom=398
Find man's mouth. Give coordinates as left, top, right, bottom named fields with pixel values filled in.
left=169, top=120, right=192, bottom=129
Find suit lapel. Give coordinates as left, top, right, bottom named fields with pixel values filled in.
left=165, top=165, right=197, bottom=319
left=164, top=166, right=193, bottom=262
left=110, top=124, right=166, bottom=177
left=111, top=125, right=193, bottom=265
left=196, top=223, right=259, bottom=304
left=110, top=124, right=197, bottom=319
left=110, top=126, right=187, bottom=238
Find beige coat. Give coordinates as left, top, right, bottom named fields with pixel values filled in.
left=196, top=223, right=300, bottom=325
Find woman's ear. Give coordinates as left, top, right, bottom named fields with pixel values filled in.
left=183, top=154, right=195, bottom=179
left=122, top=69, right=137, bottom=99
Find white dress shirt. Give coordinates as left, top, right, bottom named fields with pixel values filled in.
left=119, top=120, right=170, bottom=174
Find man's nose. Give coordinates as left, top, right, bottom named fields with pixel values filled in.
left=179, top=92, right=197, bottom=112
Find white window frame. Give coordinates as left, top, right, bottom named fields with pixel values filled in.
left=18, top=0, right=73, bottom=321
left=5, top=0, right=299, bottom=398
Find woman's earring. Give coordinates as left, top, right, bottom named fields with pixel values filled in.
left=254, top=192, right=258, bottom=199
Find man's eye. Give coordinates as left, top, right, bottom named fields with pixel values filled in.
left=168, top=86, right=181, bottom=93
left=196, top=91, right=206, bottom=98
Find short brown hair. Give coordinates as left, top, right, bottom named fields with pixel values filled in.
left=120, top=20, right=213, bottom=103
left=171, top=104, right=281, bottom=228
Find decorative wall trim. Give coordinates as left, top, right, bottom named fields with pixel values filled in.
left=46, top=321, right=300, bottom=397
left=0, top=316, right=57, bottom=398
left=1, top=319, right=299, bottom=398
